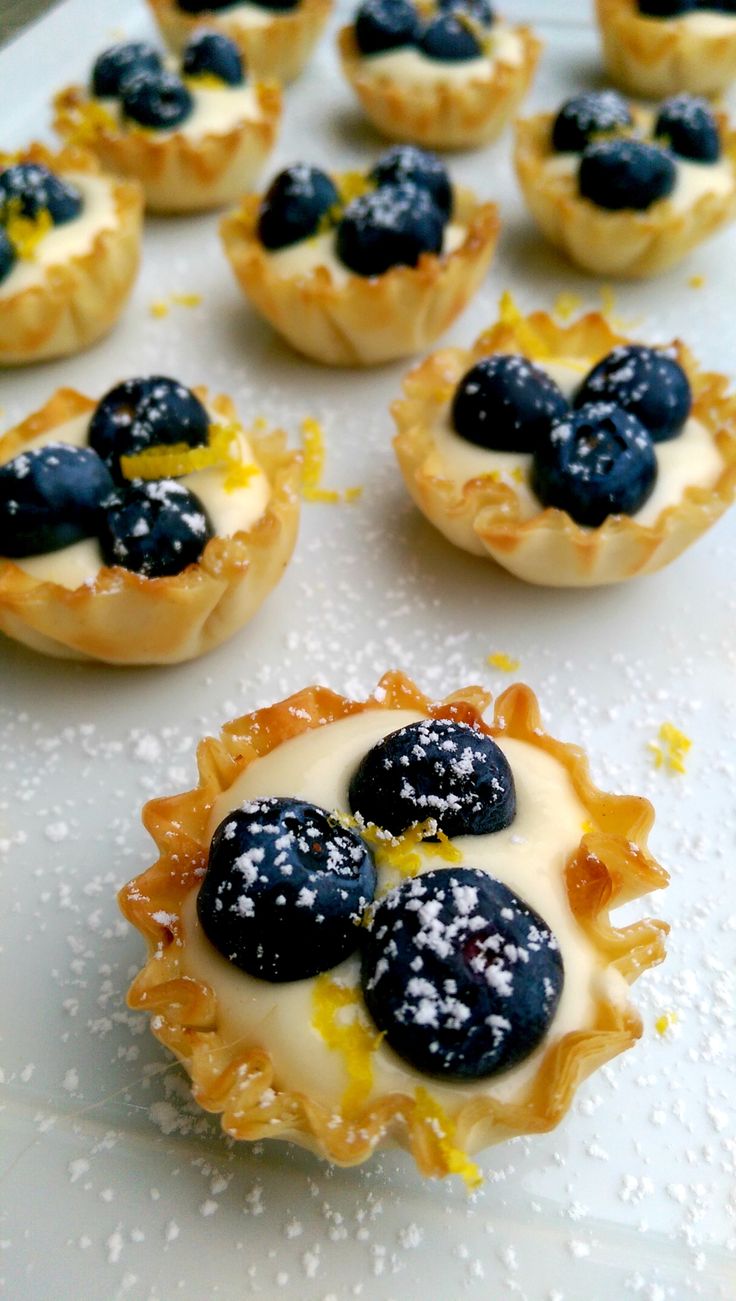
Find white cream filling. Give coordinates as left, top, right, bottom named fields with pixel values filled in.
left=677, top=10, right=736, bottom=36
left=10, top=410, right=271, bottom=589
left=360, top=25, right=524, bottom=86
left=266, top=221, right=466, bottom=286
left=424, top=356, right=725, bottom=528
left=98, top=81, right=262, bottom=142
left=0, top=173, right=118, bottom=300
left=177, top=707, right=621, bottom=1117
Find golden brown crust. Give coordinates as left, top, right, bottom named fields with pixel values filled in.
left=337, top=23, right=541, bottom=151
left=514, top=109, right=736, bottom=278
left=220, top=186, right=500, bottom=366
left=119, top=671, right=668, bottom=1178
left=0, top=387, right=301, bottom=663
left=53, top=82, right=281, bottom=214
left=148, top=0, right=332, bottom=84
left=392, top=306, right=736, bottom=587
left=0, top=143, right=142, bottom=366
left=597, top=0, right=736, bottom=98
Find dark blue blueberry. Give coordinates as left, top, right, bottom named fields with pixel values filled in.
left=0, top=163, right=82, bottom=226
left=701, top=1, right=736, bottom=11
left=355, top=0, right=420, bottom=56
left=419, top=13, right=482, bottom=61
left=532, top=402, right=657, bottom=526
left=88, top=377, right=210, bottom=480
left=182, top=31, right=245, bottom=85
left=0, top=444, right=114, bottom=558
left=655, top=94, right=720, bottom=163
left=361, top=868, right=564, bottom=1081
left=438, top=0, right=495, bottom=25
left=575, top=345, right=691, bottom=443
left=349, top=718, right=516, bottom=839
left=0, top=228, right=16, bottom=284
left=257, top=164, right=340, bottom=250
left=452, top=354, right=570, bottom=453
left=579, top=138, right=676, bottom=210
left=369, top=145, right=453, bottom=221
left=197, top=797, right=377, bottom=983
left=91, top=42, right=163, bottom=98
left=99, top=479, right=213, bottom=577
left=551, top=91, right=633, bottom=153
left=121, top=69, right=193, bottom=130
left=638, top=0, right=695, bottom=14
left=336, top=182, right=444, bottom=277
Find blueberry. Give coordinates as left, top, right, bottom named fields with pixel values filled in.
left=579, top=138, right=676, bottom=211
left=0, top=444, right=114, bottom=558
left=257, top=164, right=340, bottom=250
left=182, top=31, right=245, bottom=86
left=99, top=479, right=212, bottom=577
left=0, top=228, right=16, bottom=284
left=575, top=344, right=691, bottom=443
left=438, top=0, right=495, bottom=25
left=532, top=402, right=657, bottom=526
left=349, top=718, right=516, bottom=839
left=336, top=182, right=444, bottom=277
left=551, top=91, right=633, bottom=154
left=638, top=0, right=695, bottom=14
left=197, top=797, right=377, bottom=983
left=419, top=13, right=483, bottom=61
left=88, top=377, right=210, bottom=480
left=121, top=69, right=193, bottom=130
left=655, top=94, right=720, bottom=163
left=91, top=42, right=162, bottom=98
left=702, top=0, right=736, bottom=11
left=369, top=145, right=453, bottom=221
left=361, top=868, right=564, bottom=1080
left=452, top=354, right=570, bottom=454
left=354, top=0, right=421, bottom=56
left=0, top=163, right=82, bottom=226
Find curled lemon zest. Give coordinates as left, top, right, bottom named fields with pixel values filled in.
left=335, top=170, right=372, bottom=206
left=414, top=1088, right=481, bottom=1189
left=655, top=1010, right=678, bottom=1035
left=120, top=422, right=258, bottom=489
left=301, top=417, right=361, bottom=504
left=4, top=201, right=53, bottom=260
left=312, top=976, right=382, bottom=1115
left=338, top=815, right=462, bottom=889
left=498, top=291, right=552, bottom=360
left=648, top=723, right=692, bottom=775
left=487, top=652, right=520, bottom=673
left=64, top=99, right=117, bottom=145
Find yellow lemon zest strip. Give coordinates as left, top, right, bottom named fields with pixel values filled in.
left=553, top=291, right=583, bottom=322
left=170, top=292, right=202, bottom=308
left=414, top=1088, right=481, bottom=1189
left=301, top=417, right=361, bottom=504
left=336, top=170, right=373, bottom=206
left=581, top=818, right=596, bottom=834
left=655, top=1010, right=678, bottom=1035
left=487, top=652, right=520, bottom=673
left=4, top=202, right=53, bottom=260
left=312, top=976, right=382, bottom=1115
left=150, top=299, right=169, bottom=319
left=66, top=99, right=117, bottom=145
left=648, top=723, right=692, bottom=775
left=498, top=291, right=552, bottom=360
left=120, top=423, right=257, bottom=485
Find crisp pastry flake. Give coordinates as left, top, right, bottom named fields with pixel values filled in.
left=597, top=0, right=736, bottom=99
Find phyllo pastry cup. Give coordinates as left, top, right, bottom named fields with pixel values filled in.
left=597, top=0, right=736, bottom=99
left=147, top=0, right=332, bottom=85
left=337, top=22, right=541, bottom=152
left=393, top=303, right=736, bottom=587
left=119, top=671, right=668, bottom=1181
left=220, top=186, right=500, bottom=366
left=0, top=387, right=301, bottom=664
left=0, top=143, right=142, bottom=366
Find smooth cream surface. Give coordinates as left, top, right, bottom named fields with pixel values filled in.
left=361, top=25, right=524, bottom=85
left=178, top=707, right=620, bottom=1116
left=680, top=10, right=736, bottom=36
left=0, top=173, right=117, bottom=299
left=266, top=221, right=467, bottom=285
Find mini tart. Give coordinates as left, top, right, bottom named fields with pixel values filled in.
left=393, top=305, right=736, bottom=587
left=53, top=80, right=281, bottom=215
left=514, top=107, right=736, bottom=278
left=597, top=0, right=736, bottom=99
left=220, top=186, right=500, bottom=366
left=337, top=21, right=541, bottom=152
left=0, top=143, right=142, bottom=366
left=119, top=671, right=668, bottom=1179
left=0, top=387, right=300, bottom=664
left=148, top=0, right=332, bottom=85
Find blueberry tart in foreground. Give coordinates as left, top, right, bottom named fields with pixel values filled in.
left=220, top=148, right=499, bottom=365
left=147, top=0, right=332, bottom=85
left=597, top=0, right=736, bottom=98
left=53, top=34, right=281, bottom=213
left=0, top=143, right=142, bottom=365
left=514, top=90, right=736, bottom=277
left=392, top=296, right=736, bottom=586
left=0, top=378, right=300, bottom=662
left=119, top=670, right=668, bottom=1180
left=338, top=1, right=541, bottom=151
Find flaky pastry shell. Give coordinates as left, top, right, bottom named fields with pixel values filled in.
left=220, top=187, right=500, bottom=366
left=0, top=387, right=301, bottom=664
left=53, top=83, right=281, bottom=214
left=119, top=671, right=668, bottom=1179
left=0, top=143, right=142, bottom=366
left=597, top=0, right=736, bottom=98
left=393, top=307, right=736, bottom=586
left=337, top=23, right=541, bottom=151
left=514, top=110, right=736, bottom=278
left=148, top=0, right=332, bottom=85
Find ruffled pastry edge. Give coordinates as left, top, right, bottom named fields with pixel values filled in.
left=596, top=0, right=736, bottom=98
left=0, top=387, right=301, bottom=663
left=119, top=670, right=668, bottom=1179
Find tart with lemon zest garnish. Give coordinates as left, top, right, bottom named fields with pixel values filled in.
left=392, top=300, right=736, bottom=587
left=119, top=671, right=668, bottom=1181
left=596, top=0, right=736, bottom=99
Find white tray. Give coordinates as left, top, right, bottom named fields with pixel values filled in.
left=1, top=3, right=734, bottom=1298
